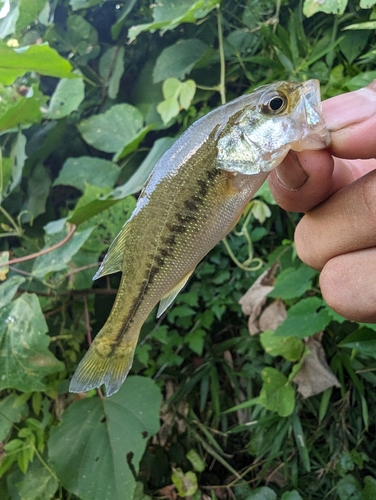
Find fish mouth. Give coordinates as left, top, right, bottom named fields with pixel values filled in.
left=291, top=79, right=331, bottom=152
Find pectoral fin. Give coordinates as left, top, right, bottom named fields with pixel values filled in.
left=157, top=271, right=193, bottom=318
left=93, top=220, right=133, bottom=280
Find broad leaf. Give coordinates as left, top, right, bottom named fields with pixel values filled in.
left=274, top=297, right=332, bottom=338
left=113, top=137, right=175, bottom=198
left=0, top=43, right=76, bottom=85
left=77, top=103, right=144, bottom=154
left=0, top=275, right=26, bottom=308
left=153, top=39, right=208, bottom=83
left=32, top=226, right=93, bottom=279
left=128, top=0, right=219, bottom=41
left=0, top=85, right=47, bottom=132
left=258, top=367, right=295, bottom=417
left=54, top=156, right=121, bottom=191
left=69, top=0, right=102, bottom=10
left=48, top=376, right=161, bottom=500
left=260, top=330, right=304, bottom=362
left=45, top=76, right=85, bottom=119
left=0, top=394, right=29, bottom=441
left=11, top=460, right=59, bottom=500
left=268, top=264, right=317, bottom=300
left=99, top=46, right=125, bottom=100
left=0, top=293, right=64, bottom=392
left=303, top=0, right=347, bottom=17
left=245, top=486, right=277, bottom=500
left=16, top=0, right=48, bottom=32
left=22, top=162, right=51, bottom=221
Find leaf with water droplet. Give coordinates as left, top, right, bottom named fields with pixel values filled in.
left=0, top=293, right=64, bottom=392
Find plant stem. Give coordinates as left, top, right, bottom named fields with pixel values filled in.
left=0, top=223, right=76, bottom=268
left=216, top=4, right=226, bottom=105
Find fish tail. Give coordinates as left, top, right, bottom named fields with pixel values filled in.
left=69, top=336, right=136, bottom=397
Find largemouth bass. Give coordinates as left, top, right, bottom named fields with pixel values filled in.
left=70, top=79, right=329, bottom=396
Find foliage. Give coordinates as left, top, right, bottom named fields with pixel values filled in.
left=0, top=0, right=376, bottom=499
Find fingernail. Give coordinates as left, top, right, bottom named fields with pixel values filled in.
left=275, top=152, right=308, bottom=190
left=323, top=84, right=376, bottom=131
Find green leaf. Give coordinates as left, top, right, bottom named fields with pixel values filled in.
left=179, top=80, right=196, bottom=110
left=268, top=265, right=317, bottom=300
left=128, top=0, right=218, bottom=41
left=274, top=298, right=332, bottom=338
left=80, top=195, right=136, bottom=253
left=0, top=394, right=29, bottom=442
left=69, top=0, right=102, bottom=10
left=344, top=21, right=376, bottom=30
left=111, top=0, right=139, bottom=39
left=153, top=39, right=208, bottom=83
left=171, top=468, right=198, bottom=497
left=363, top=476, right=376, bottom=500
left=32, top=226, right=93, bottom=279
left=0, top=275, right=26, bottom=309
left=66, top=15, right=99, bottom=63
left=99, top=46, right=125, bottom=100
left=22, top=162, right=51, bottom=221
left=281, top=492, right=303, bottom=500
left=186, top=449, right=205, bottom=472
left=0, top=0, right=19, bottom=40
left=54, top=156, right=120, bottom=191
left=360, top=0, right=376, bottom=6
left=245, top=486, right=277, bottom=500
left=346, top=71, right=376, bottom=91
left=45, top=76, right=85, bottom=119
left=13, top=461, right=59, bottom=500
left=258, top=367, right=295, bottom=417
left=67, top=185, right=119, bottom=226
left=48, top=376, right=161, bottom=500
left=0, top=85, right=47, bottom=132
left=336, top=474, right=363, bottom=500
left=77, top=103, right=144, bottom=154
left=113, top=137, right=175, bottom=198
left=0, top=293, right=64, bottom=392
left=0, top=43, right=76, bottom=85
left=291, top=412, right=310, bottom=472
left=303, top=0, right=348, bottom=17
left=157, top=96, right=180, bottom=124
left=260, top=330, right=304, bottom=362
left=339, top=328, right=376, bottom=359
left=132, top=482, right=152, bottom=500
left=16, top=0, right=48, bottom=32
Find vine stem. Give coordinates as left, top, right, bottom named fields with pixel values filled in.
left=0, top=223, right=76, bottom=268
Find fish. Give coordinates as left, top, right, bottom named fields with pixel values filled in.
left=69, top=79, right=330, bottom=397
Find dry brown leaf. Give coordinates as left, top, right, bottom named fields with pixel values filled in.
left=159, top=484, right=177, bottom=500
left=293, top=334, right=340, bottom=398
left=238, top=266, right=277, bottom=335
left=258, top=299, right=286, bottom=332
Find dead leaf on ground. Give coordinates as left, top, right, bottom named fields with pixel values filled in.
left=259, top=299, right=286, bottom=332
left=293, top=333, right=340, bottom=398
left=159, top=484, right=177, bottom=500
left=238, top=265, right=277, bottom=335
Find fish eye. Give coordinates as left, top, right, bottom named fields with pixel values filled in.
left=260, top=91, right=288, bottom=115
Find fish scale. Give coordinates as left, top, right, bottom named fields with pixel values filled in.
left=70, top=79, right=330, bottom=396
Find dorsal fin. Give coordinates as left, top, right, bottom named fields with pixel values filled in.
left=93, top=220, right=132, bottom=280
left=156, top=271, right=193, bottom=318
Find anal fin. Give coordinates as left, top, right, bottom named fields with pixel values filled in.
left=157, top=271, right=193, bottom=318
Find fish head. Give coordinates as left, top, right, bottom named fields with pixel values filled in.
left=216, top=79, right=330, bottom=175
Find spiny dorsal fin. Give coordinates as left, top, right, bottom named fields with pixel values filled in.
left=93, top=220, right=132, bottom=280
left=156, top=271, right=193, bottom=318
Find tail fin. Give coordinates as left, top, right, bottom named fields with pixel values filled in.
left=69, top=341, right=135, bottom=397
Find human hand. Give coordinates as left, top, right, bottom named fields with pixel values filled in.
left=268, top=81, right=376, bottom=322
